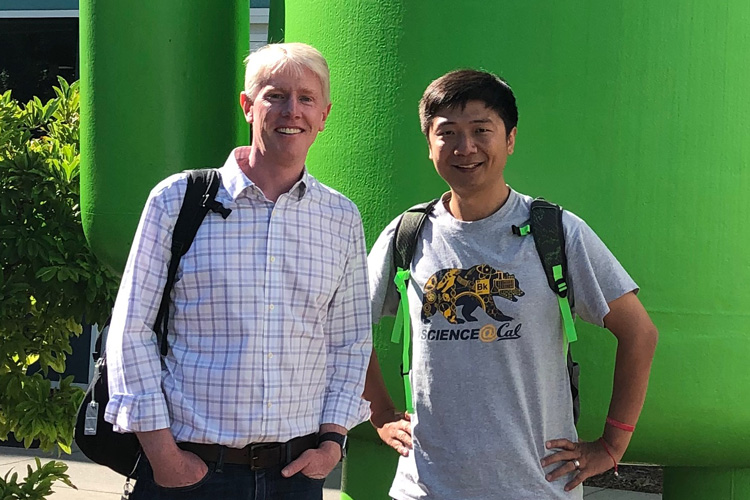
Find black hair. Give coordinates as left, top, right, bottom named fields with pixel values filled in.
left=419, top=69, right=518, bottom=137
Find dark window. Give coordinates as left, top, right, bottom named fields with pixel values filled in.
left=0, top=17, right=79, bottom=103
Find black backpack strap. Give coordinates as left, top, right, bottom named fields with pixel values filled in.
left=528, top=199, right=569, bottom=299
left=568, top=349, right=580, bottom=425
left=91, top=315, right=112, bottom=362
left=524, top=198, right=576, bottom=342
left=393, top=199, right=440, bottom=272
left=153, top=169, right=232, bottom=357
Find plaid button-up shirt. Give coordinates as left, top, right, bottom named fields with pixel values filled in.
left=104, top=149, right=371, bottom=447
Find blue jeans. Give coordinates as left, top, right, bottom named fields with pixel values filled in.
left=130, top=456, right=325, bottom=499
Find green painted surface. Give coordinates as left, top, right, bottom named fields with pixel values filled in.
left=267, top=0, right=284, bottom=43
left=80, top=0, right=249, bottom=273
left=663, top=468, right=750, bottom=499
left=341, top=437, right=398, bottom=500
left=284, top=0, right=750, bottom=498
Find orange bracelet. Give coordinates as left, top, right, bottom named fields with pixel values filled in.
left=598, top=437, right=619, bottom=477
left=606, top=416, right=635, bottom=432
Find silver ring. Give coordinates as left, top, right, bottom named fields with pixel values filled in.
left=573, top=459, right=581, bottom=469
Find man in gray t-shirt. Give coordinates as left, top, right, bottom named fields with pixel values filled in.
left=363, top=70, right=658, bottom=500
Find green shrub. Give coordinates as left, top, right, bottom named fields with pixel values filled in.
left=0, top=459, right=75, bottom=500
left=0, top=78, right=120, bottom=496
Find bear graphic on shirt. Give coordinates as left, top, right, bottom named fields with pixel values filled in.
left=421, top=264, right=524, bottom=325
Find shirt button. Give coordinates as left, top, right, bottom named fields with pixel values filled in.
left=267, top=402, right=272, bottom=408
left=268, top=352, right=273, bottom=359
left=270, top=256, right=275, bottom=263
left=269, top=304, right=274, bottom=311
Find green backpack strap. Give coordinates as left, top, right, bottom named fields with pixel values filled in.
left=390, top=199, right=439, bottom=413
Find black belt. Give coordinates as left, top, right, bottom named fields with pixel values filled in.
left=178, top=433, right=318, bottom=470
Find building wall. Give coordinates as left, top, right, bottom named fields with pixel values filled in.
left=0, top=0, right=78, bottom=17
left=251, top=8, right=270, bottom=51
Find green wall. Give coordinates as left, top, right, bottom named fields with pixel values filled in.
left=283, top=1, right=750, bottom=496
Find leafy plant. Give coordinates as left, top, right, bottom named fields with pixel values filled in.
left=0, top=458, right=75, bottom=500
left=0, top=78, right=120, bottom=497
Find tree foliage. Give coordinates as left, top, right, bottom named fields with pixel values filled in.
left=0, top=78, right=119, bottom=459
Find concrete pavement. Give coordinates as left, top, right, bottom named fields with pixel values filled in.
left=0, top=446, right=660, bottom=499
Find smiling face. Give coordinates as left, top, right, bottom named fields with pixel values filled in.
left=242, top=65, right=331, bottom=170
left=427, top=100, right=517, bottom=199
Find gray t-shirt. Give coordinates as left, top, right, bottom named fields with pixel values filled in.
left=368, top=188, right=638, bottom=500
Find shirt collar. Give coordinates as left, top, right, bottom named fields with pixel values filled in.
left=218, top=147, right=311, bottom=201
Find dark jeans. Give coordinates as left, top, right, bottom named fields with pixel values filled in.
left=130, top=456, right=325, bottom=499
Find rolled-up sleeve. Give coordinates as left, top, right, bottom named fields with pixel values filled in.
left=104, top=178, right=182, bottom=433
left=320, top=214, right=372, bottom=429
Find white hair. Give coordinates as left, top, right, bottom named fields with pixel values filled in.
left=244, top=43, right=331, bottom=104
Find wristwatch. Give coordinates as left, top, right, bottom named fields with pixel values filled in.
left=318, top=432, right=348, bottom=460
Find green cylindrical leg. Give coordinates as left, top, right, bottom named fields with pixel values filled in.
left=340, top=321, right=404, bottom=499
left=267, top=0, right=285, bottom=43
left=341, top=435, right=399, bottom=500
left=663, top=468, right=750, bottom=500
left=80, top=0, right=249, bottom=272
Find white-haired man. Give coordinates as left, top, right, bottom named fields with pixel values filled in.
left=105, top=43, right=371, bottom=499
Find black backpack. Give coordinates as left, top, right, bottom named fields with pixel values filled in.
left=74, top=169, right=231, bottom=478
left=390, top=198, right=580, bottom=423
